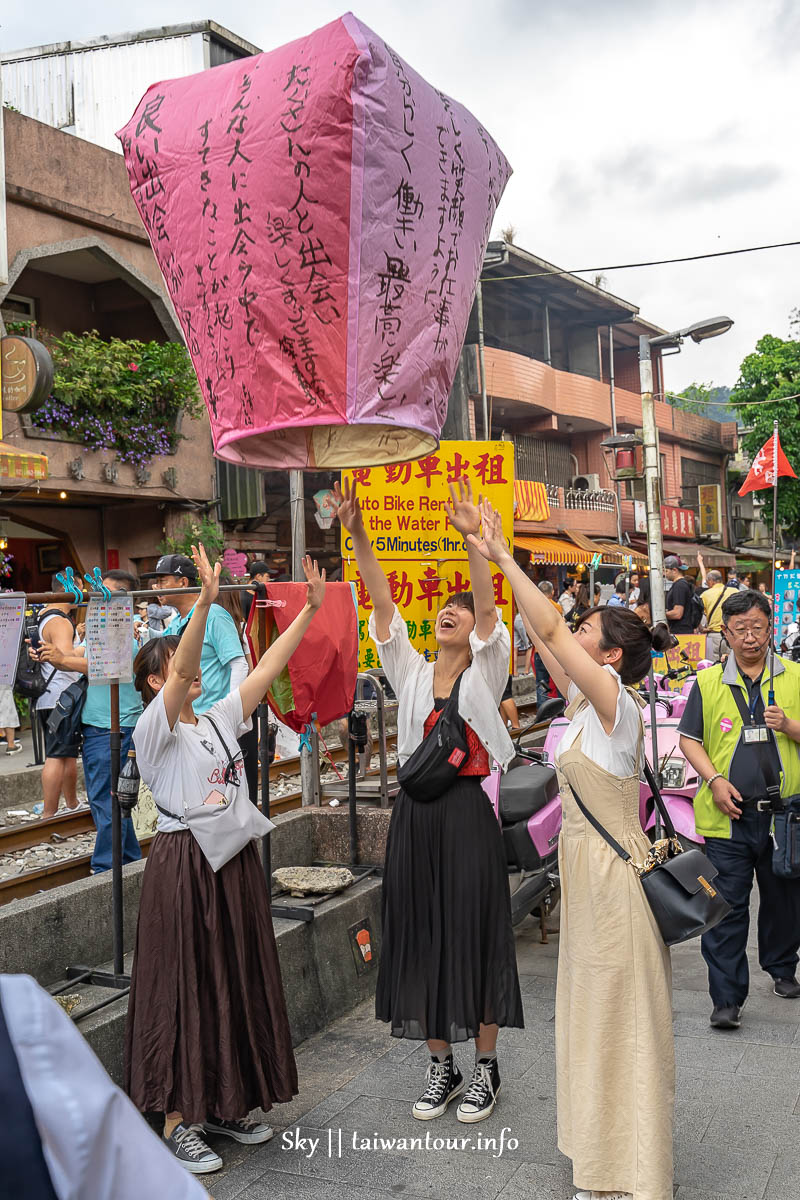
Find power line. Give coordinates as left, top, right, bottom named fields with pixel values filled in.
left=675, top=395, right=797, bottom=408
left=481, top=239, right=800, bottom=282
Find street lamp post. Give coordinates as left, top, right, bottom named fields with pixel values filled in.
left=639, top=316, right=734, bottom=626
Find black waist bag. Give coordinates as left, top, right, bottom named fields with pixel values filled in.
left=570, top=759, right=731, bottom=947
left=397, top=674, right=469, bottom=802
left=772, top=798, right=800, bottom=879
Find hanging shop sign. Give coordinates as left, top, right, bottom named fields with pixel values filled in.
left=1, top=336, right=54, bottom=415
left=697, top=484, right=722, bottom=537
left=660, top=504, right=696, bottom=539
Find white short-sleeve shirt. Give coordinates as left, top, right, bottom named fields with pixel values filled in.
left=368, top=606, right=515, bottom=770
left=133, top=689, right=250, bottom=833
left=557, top=665, right=643, bottom=777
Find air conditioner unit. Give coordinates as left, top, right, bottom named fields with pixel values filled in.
left=571, top=473, right=600, bottom=492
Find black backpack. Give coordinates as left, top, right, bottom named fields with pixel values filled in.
left=688, top=590, right=705, bottom=632
left=13, top=611, right=69, bottom=700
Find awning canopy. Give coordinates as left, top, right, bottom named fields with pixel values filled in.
left=564, top=530, right=648, bottom=567
left=0, top=442, right=48, bottom=482
left=515, top=532, right=646, bottom=566
left=662, top=539, right=735, bottom=569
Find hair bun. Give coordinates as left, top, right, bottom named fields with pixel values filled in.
left=649, top=622, right=673, bottom=654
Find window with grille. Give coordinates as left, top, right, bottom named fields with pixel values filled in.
left=514, top=436, right=572, bottom=487
left=681, top=457, right=720, bottom=509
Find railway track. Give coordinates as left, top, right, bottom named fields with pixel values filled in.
left=0, top=698, right=539, bottom=904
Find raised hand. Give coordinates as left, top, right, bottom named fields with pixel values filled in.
left=333, top=478, right=365, bottom=536
left=302, top=555, right=326, bottom=610
left=467, top=500, right=512, bottom=564
left=445, top=476, right=481, bottom=537
left=191, top=542, right=220, bottom=605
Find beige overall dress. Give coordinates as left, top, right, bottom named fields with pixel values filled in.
left=554, top=693, right=674, bottom=1200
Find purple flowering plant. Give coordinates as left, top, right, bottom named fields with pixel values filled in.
left=29, top=330, right=203, bottom=466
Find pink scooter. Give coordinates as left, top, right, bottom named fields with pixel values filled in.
left=482, top=697, right=565, bottom=930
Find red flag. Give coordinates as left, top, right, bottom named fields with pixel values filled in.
left=738, top=430, right=797, bottom=495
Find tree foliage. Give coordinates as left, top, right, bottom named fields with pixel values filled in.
left=731, top=334, right=800, bottom=532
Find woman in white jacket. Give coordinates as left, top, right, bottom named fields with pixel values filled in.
left=335, top=477, right=521, bottom=1127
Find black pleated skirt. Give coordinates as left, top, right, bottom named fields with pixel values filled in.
left=124, top=832, right=298, bottom=1124
left=376, top=777, right=524, bottom=1042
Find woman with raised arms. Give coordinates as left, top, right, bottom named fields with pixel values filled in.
left=470, top=501, right=675, bottom=1200
left=335, top=476, right=522, bottom=1126
left=125, top=545, right=325, bottom=1176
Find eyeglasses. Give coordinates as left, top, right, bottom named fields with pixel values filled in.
left=724, top=624, right=770, bottom=641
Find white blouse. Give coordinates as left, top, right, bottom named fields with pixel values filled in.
left=369, top=606, right=515, bottom=770
left=556, top=665, right=643, bottom=777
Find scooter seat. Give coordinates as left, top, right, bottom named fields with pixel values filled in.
left=498, top=762, right=558, bottom=823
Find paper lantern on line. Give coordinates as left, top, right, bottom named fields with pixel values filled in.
left=117, top=12, right=511, bottom=470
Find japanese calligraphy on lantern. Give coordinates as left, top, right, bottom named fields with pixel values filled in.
left=116, top=15, right=510, bottom=471
left=342, top=441, right=514, bottom=668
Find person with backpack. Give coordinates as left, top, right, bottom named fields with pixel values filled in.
left=32, top=576, right=83, bottom=817
left=664, top=555, right=699, bottom=634
left=34, top=570, right=142, bottom=873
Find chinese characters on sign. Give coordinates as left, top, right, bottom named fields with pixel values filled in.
left=85, top=598, right=134, bottom=684
left=660, top=505, right=696, bottom=539
left=651, top=633, right=709, bottom=690
left=697, top=484, right=721, bottom=537
left=772, top=569, right=800, bottom=646
left=0, top=595, right=25, bottom=687
left=116, top=14, right=510, bottom=471
left=342, top=441, right=514, bottom=668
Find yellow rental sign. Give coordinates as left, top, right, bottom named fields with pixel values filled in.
left=342, top=441, right=515, bottom=669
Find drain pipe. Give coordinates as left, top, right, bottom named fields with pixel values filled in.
left=609, top=325, right=623, bottom=545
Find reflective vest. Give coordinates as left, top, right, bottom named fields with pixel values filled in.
left=693, top=655, right=800, bottom=838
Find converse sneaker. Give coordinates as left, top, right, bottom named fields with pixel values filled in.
left=163, top=1122, right=223, bottom=1174
left=456, top=1058, right=501, bottom=1124
left=204, top=1115, right=274, bottom=1144
left=412, top=1054, right=465, bottom=1120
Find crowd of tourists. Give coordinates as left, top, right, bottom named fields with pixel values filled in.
left=3, top=495, right=799, bottom=1200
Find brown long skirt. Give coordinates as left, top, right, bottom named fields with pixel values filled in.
left=124, top=831, right=298, bottom=1124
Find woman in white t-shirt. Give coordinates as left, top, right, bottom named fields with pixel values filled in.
left=125, top=545, right=325, bottom=1177
left=472, top=501, right=675, bottom=1200
left=335, top=476, right=521, bottom=1130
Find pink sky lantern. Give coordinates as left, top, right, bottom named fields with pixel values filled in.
left=117, top=13, right=510, bottom=470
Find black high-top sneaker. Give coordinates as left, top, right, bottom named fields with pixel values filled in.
left=411, top=1053, right=465, bottom=1120
left=456, top=1057, right=501, bottom=1123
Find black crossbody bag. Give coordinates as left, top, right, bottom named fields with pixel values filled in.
left=569, top=758, right=731, bottom=947
left=397, top=673, right=470, bottom=803
left=727, top=685, right=800, bottom=880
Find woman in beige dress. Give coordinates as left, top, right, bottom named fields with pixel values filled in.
left=470, top=503, right=675, bottom=1200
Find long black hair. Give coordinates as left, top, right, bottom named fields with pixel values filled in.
left=574, top=606, right=672, bottom=685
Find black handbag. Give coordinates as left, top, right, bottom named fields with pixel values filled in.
left=397, top=674, right=469, bottom=802
left=569, top=759, right=731, bottom=947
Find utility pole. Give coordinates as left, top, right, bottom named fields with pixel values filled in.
left=639, top=336, right=666, bottom=626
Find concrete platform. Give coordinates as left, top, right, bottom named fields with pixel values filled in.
left=210, top=901, right=799, bottom=1200
left=0, top=806, right=392, bottom=1082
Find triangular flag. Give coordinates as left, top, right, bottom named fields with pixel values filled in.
left=738, top=430, right=797, bottom=495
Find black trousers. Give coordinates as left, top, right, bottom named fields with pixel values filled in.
left=701, top=803, right=800, bottom=1006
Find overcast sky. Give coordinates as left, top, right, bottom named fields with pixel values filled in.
left=3, top=0, right=798, bottom=392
